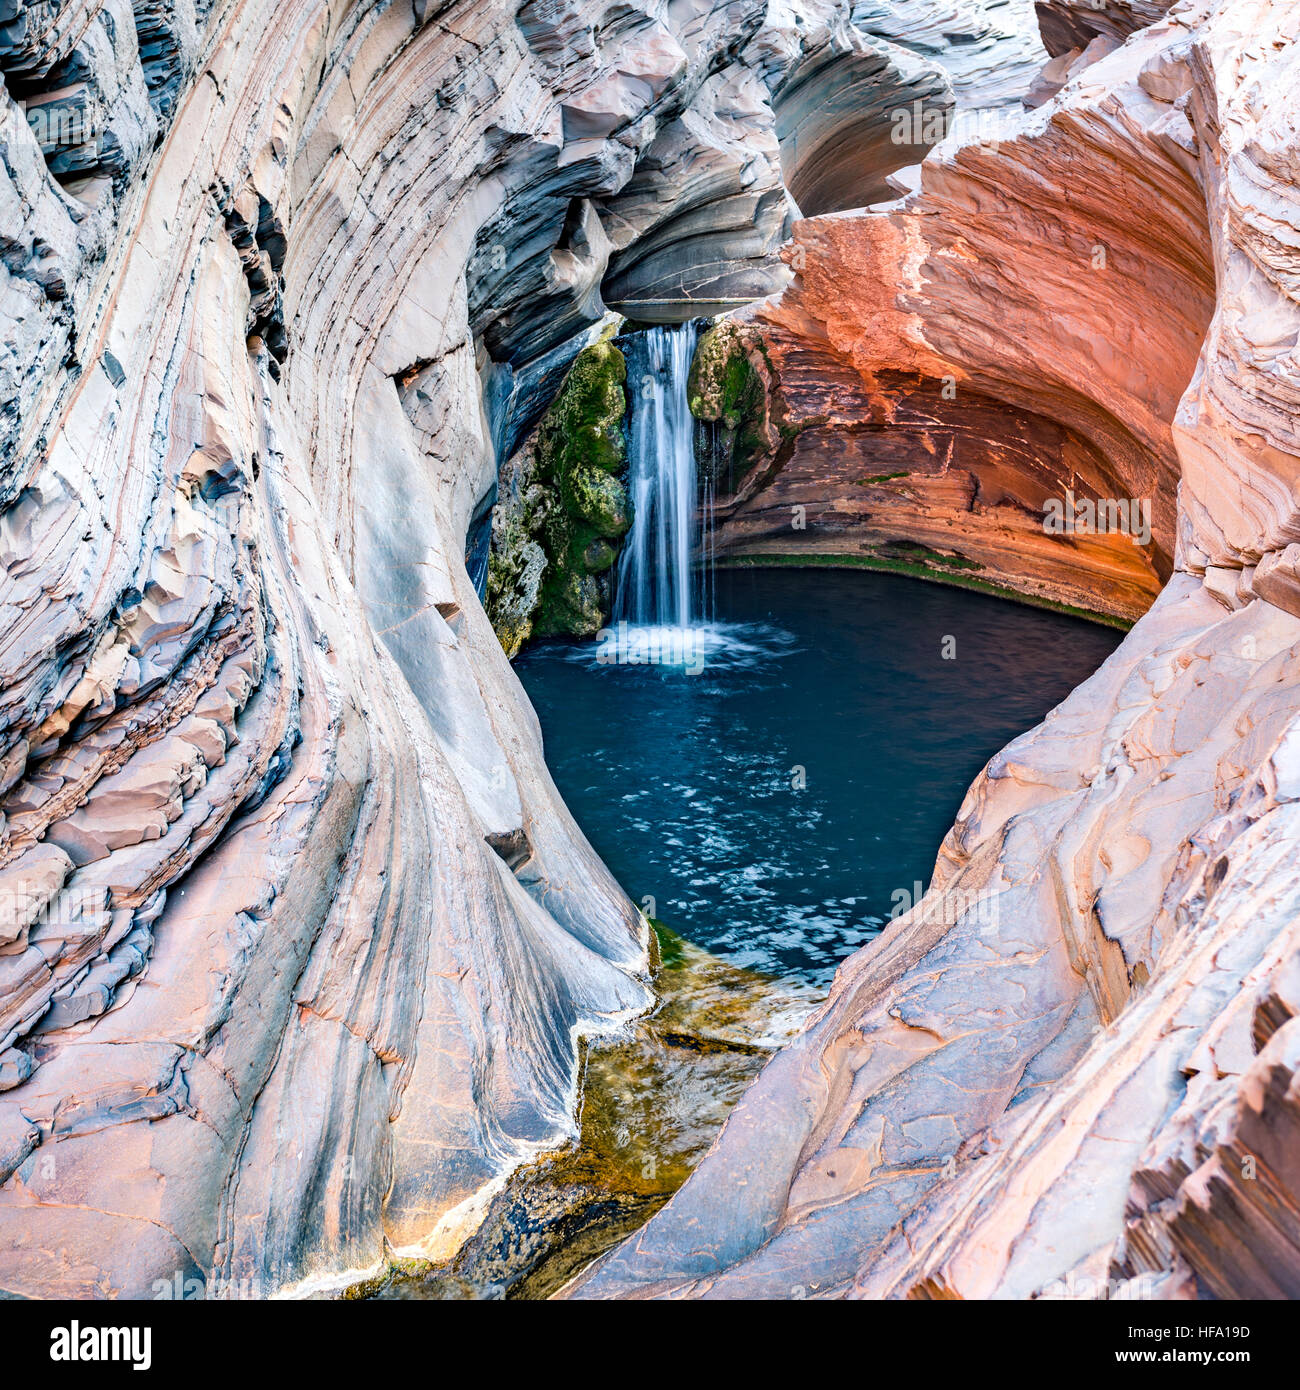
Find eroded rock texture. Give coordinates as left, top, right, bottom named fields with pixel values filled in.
left=7, top=0, right=1297, bottom=1306
left=696, top=10, right=1222, bottom=623
left=1037, top=1, right=1178, bottom=57
left=1, top=0, right=693, bottom=1300
left=568, top=1, right=1300, bottom=1300
left=0, top=0, right=1074, bottom=1302
left=3, top=0, right=1038, bottom=1299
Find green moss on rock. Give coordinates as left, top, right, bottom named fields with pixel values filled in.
left=486, top=340, right=633, bottom=650
left=485, top=453, right=550, bottom=659
left=536, top=339, right=629, bottom=479
left=689, top=321, right=777, bottom=491
left=582, top=537, right=617, bottom=573
left=534, top=340, right=631, bottom=637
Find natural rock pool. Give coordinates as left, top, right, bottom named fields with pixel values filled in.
left=516, top=566, right=1124, bottom=986
left=376, top=566, right=1123, bottom=1298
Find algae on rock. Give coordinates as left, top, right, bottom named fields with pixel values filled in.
left=485, top=445, right=551, bottom=659
left=486, top=340, right=633, bottom=654
left=688, top=320, right=782, bottom=494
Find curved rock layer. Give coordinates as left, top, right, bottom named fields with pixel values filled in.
left=568, top=1, right=1300, bottom=1300
left=1037, top=0, right=1179, bottom=57
left=6, top=0, right=1296, bottom=1306
left=770, top=0, right=1045, bottom=215
left=700, top=9, right=1220, bottom=622
left=2, top=0, right=1036, bottom=1299
left=0, top=0, right=1072, bottom=1302
left=0, top=0, right=685, bottom=1300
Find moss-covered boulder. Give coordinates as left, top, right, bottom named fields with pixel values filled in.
left=485, top=339, right=632, bottom=653
left=533, top=339, right=631, bottom=637
left=688, top=320, right=780, bottom=492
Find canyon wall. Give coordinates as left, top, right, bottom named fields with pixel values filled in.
left=1036, top=1, right=1179, bottom=57
left=0, top=0, right=674, bottom=1299
left=568, top=0, right=1300, bottom=1300
left=0, top=0, right=1058, bottom=1298
left=6, top=0, right=1296, bottom=1306
left=692, top=3, right=1220, bottom=624
left=487, top=0, right=1054, bottom=645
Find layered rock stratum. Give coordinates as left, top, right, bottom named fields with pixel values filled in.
left=3, top=0, right=1299, bottom=1305
left=0, top=0, right=1056, bottom=1299
left=569, top=0, right=1300, bottom=1300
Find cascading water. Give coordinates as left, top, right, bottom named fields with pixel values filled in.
left=614, top=322, right=711, bottom=631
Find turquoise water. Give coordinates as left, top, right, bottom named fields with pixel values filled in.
left=515, top=568, right=1121, bottom=985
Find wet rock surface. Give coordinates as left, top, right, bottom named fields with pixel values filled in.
left=370, top=924, right=821, bottom=1300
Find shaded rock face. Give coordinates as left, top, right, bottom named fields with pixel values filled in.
left=466, top=0, right=797, bottom=351
left=566, top=1, right=1300, bottom=1300
left=768, top=0, right=1046, bottom=216
left=1036, top=0, right=1178, bottom=58
left=0, top=0, right=181, bottom=480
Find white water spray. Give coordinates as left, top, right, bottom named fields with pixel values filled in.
left=614, top=322, right=711, bottom=629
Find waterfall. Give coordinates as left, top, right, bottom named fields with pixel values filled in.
left=614, top=322, right=710, bottom=629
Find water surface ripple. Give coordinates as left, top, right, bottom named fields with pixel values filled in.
left=516, top=568, right=1122, bottom=985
